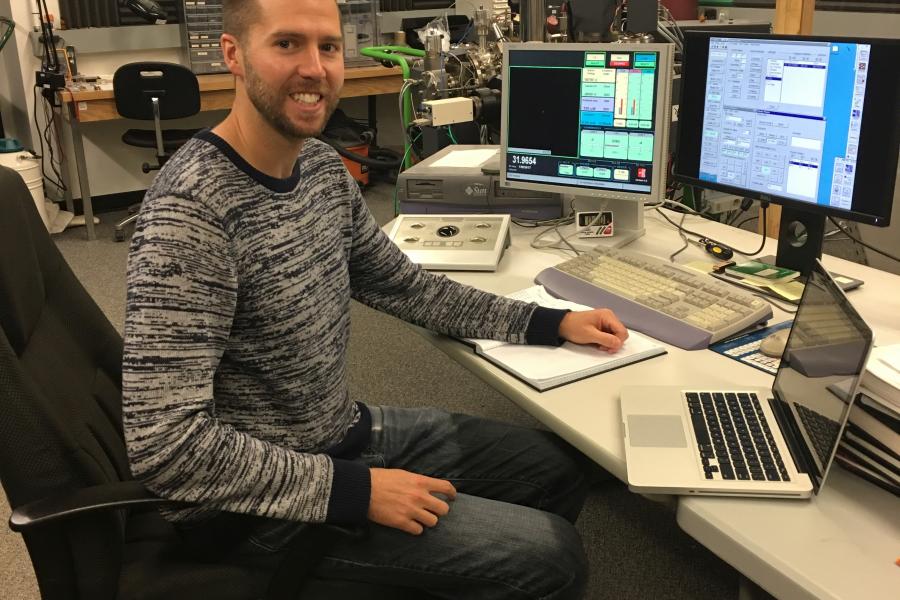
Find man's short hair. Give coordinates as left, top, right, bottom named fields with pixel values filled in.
left=223, top=0, right=259, bottom=41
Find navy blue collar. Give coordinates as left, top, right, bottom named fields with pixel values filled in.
left=195, top=129, right=302, bottom=193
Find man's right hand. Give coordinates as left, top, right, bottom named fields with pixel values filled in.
left=368, top=468, right=457, bottom=535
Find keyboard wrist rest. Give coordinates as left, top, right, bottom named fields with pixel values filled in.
left=536, top=266, right=713, bottom=350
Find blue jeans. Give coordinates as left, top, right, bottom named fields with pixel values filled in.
left=241, top=405, right=589, bottom=599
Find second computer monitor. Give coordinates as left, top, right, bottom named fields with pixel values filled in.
left=500, top=43, right=675, bottom=246
left=675, top=32, right=900, bottom=274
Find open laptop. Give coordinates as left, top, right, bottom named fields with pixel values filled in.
left=620, top=260, right=873, bottom=498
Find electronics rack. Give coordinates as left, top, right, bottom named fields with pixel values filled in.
left=178, top=0, right=380, bottom=73
left=180, top=0, right=227, bottom=75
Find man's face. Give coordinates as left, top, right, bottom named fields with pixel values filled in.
left=237, top=0, right=344, bottom=141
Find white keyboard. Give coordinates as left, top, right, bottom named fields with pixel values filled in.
left=535, top=247, right=773, bottom=350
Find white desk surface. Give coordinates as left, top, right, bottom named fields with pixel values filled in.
left=407, top=208, right=900, bottom=600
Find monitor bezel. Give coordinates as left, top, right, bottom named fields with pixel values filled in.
left=673, top=31, right=900, bottom=228
left=499, top=42, right=675, bottom=205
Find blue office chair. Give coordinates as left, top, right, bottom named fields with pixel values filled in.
left=112, top=62, right=201, bottom=241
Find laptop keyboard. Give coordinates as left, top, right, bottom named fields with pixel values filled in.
left=687, top=392, right=791, bottom=482
left=795, top=403, right=842, bottom=466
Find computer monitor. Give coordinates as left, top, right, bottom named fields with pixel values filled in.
left=500, top=43, right=675, bottom=247
left=675, top=32, right=900, bottom=275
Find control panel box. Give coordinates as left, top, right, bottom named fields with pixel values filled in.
left=424, top=97, right=475, bottom=126
left=388, top=214, right=511, bottom=271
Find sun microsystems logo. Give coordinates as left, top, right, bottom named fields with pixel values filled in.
left=465, top=183, right=488, bottom=197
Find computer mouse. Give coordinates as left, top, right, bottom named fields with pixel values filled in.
left=759, top=329, right=789, bottom=358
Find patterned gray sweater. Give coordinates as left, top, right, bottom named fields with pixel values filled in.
left=122, top=131, right=567, bottom=525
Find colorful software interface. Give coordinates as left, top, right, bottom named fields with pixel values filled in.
left=699, top=38, right=870, bottom=209
left=505, top=49, right=660, bottom=194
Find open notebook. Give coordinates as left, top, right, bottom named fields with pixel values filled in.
left=466, top=286, right=667, bottom=391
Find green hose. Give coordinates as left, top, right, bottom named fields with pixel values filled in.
left=360, top=46, right=427, bottom=169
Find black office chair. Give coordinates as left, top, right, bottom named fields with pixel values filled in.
left=112, top=62, right=201, bottom=241
left=0, top=166, right=427, bottom=600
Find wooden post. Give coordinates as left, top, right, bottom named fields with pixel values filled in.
left=774, top=0, right=816, bottom=35
left=763, top=0, right=816, bottom=238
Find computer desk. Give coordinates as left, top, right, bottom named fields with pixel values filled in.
left=56, top=66, right=402, bottom=240
left=412, top=207, right=900, bottom=600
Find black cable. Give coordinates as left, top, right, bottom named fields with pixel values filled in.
left=48, top=106, right=68, bottom=190
left=36, top=0, right=60, bottom=73
left=41, top=100, right=53, bottom=161
left=655, top=203, right=769, bottom=258
left=727, top=197, right=756, bottom=226
left=405, top=123, right=424, bottom=161
left=828, top=216, right=900, bottom=264
left=40, top=91, right=66, bottom=191
left=734, top=215, right=759, bottom=230
left=31, top=85, right=65, bottom=191
left=661, top=196, right=730, bottom=225
left=318, top=135, right=402, bottom=170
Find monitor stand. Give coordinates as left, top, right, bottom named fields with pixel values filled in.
left=565, top=197, right=645, bottom=253
left=760, top=205, right=864, bottom=296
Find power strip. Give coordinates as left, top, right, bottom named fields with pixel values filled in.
left=705, top=194, right=743, bottom=215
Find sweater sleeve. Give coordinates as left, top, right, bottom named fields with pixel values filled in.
left=122, top=193, right=368, bottom=525
left=345, top=177, right=552, bottom=343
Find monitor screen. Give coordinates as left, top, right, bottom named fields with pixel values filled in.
left=500, top=43, right=673, bottom=204
left=675, top=32, right=900, bottom=227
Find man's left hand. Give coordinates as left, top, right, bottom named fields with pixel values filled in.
left=558, top=309, right=628, bottom=353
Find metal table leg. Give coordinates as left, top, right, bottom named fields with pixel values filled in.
left=67, top=105, right=96, bottom=241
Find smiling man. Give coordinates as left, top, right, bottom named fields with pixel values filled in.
left=122, top=0, right=627, bottom=598
left=211, top=0, right=345, bottom=175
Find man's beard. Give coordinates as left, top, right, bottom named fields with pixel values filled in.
left=243, top=59, right=339, bottom=141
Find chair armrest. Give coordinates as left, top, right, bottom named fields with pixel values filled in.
left=9, top=480, right=175, bottom=532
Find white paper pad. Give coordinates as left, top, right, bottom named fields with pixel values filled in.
left=430, top=148, right=499, bottom=168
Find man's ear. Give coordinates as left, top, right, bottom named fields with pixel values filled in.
left=221, top=33, right=244, bottom=78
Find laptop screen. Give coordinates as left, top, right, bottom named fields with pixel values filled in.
left=771, top=260, right=873, bottom=493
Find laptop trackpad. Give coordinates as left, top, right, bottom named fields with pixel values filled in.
left=627, top=415, right=687, bottom=448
